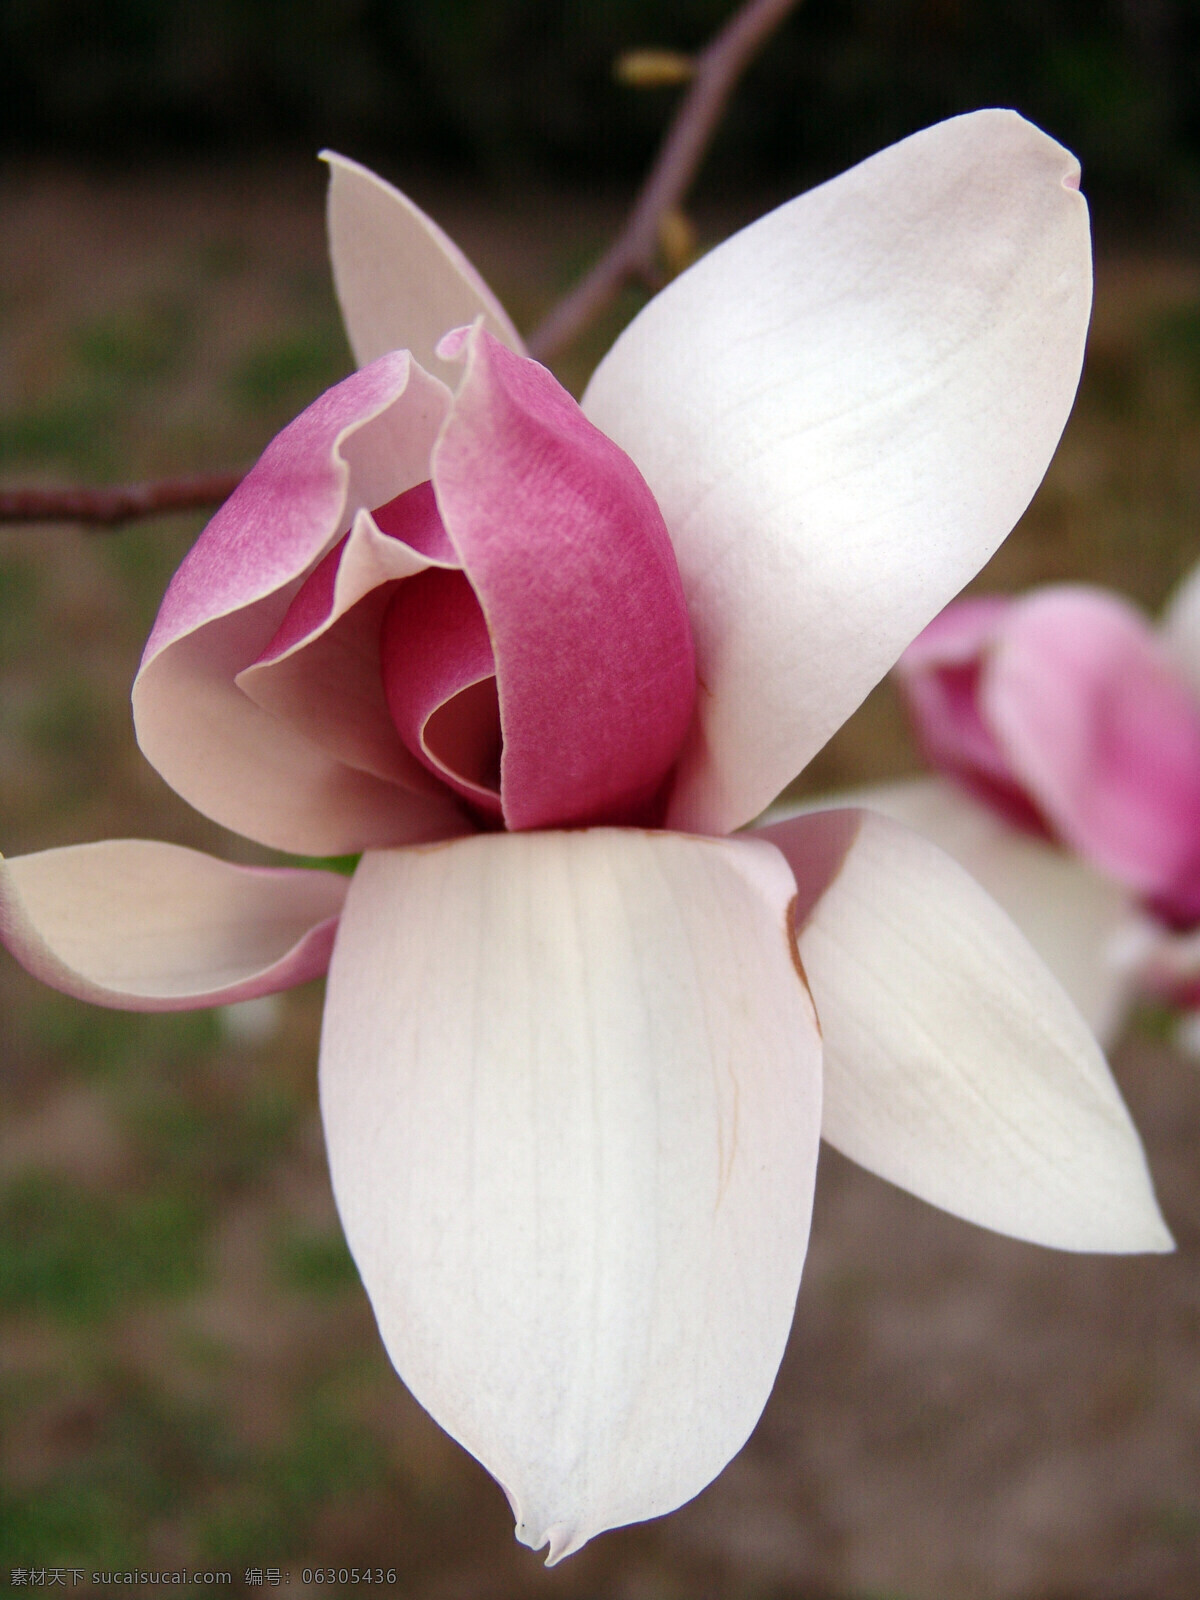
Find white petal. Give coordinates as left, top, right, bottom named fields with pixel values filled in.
left=324, top=152, right=524, bottom=379
left=319, top=829, right=821, bottom=1560
left=1159, top=557, right=1200, bottom=697
left=584, top=111, right=1092, bottom=834
left=755, top=807, right=1172, bottom=1253
left=0, top=841, right=348, bottom=1010
left=782, top=777, right=1139, bottom=1047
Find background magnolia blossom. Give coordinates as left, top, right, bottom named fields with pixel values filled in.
left=848, top=559, right=1200, bottom=1049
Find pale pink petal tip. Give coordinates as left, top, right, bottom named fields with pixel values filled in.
left=0, top=841, right=349, bottom=1012
left=435, top=325, right=473, bottom=362
left=323, top=151, right=524, bottom=374
left=900, top=595, right=1013, bottom=667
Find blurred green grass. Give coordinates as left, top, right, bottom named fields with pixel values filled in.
left=0, top=1174, right=206, bottom=1323
left=229, top=328, right=346, bottom=415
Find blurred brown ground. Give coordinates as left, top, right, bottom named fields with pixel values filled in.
left=0, top=160, right=1198, bottom=1599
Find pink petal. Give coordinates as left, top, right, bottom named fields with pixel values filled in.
left=381, top=568, right=503, bottom=816
left=373, top=478, right=459, bottom=562
left=0, top=841, right=348, bottom=1011
left=133, top=356, right=467, bottom=855
left=144, top=357, right=446, bottom=653
left=431, top=327, right=696, bottom=830
left=895, top=597, right=1050, bottom=833
left=237, top=483, right=459, bottom=791
left=249, top=481, right=456, bottom=668
left=985, top=587, right=1200, bottom=912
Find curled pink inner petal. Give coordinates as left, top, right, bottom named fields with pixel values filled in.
left=432, top=327, right=696, bottom=831
left=255, top=479, right=460, bottom=668
left=153, top=332, right=695, bottom=842
left=236, top=478, right=474, bottom=798
left=132, top=354, right=465, bottom=857
left=373, top=479, right=458, bottom=562
left=260, top=537, right=347, bottom=663
left=381, top=567, right=503, bottom=816
left=426, top=680, right=503, bottom=795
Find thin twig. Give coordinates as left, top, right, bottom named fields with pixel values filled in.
left=0, top=0, right=800, bottom=526
left=0, top=473, right=245, bottom=527
left=526, top=0, right=803, bottom=362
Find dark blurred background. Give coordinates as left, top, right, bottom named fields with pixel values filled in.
left=0, top=0, right=1198, bottom=233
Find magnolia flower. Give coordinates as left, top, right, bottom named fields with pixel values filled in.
left=885, top=566, right=1200, bottom=1044
left=0, top=112, right=1173, bottom=1561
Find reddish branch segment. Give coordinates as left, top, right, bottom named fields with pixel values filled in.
left=0, top=473, right=244, bottom=527
left=526, top=0, right=803, bottom=361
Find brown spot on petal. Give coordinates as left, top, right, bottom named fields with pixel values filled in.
left=785, top=892, right=819, bottom=1035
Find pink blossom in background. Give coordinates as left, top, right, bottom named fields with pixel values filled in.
left=887, top=568, right=1200, bottom=1031
left=0, top=112, right=1174, bottom=1561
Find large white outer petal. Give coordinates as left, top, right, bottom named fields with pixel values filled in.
left=319, top=829, right=821, bottom=1560
left=324, top=152, right=524, bottom=380
left=803, top=777, right=1139, bottom=1047
left=756, top=808, right=1171, bottom=1253
left=584, top=111, right=1092, bottom=834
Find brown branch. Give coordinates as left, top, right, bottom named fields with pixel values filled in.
left=526, top=0, right=803, bottom=362
left=0, top=472, right=244, bottom=528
